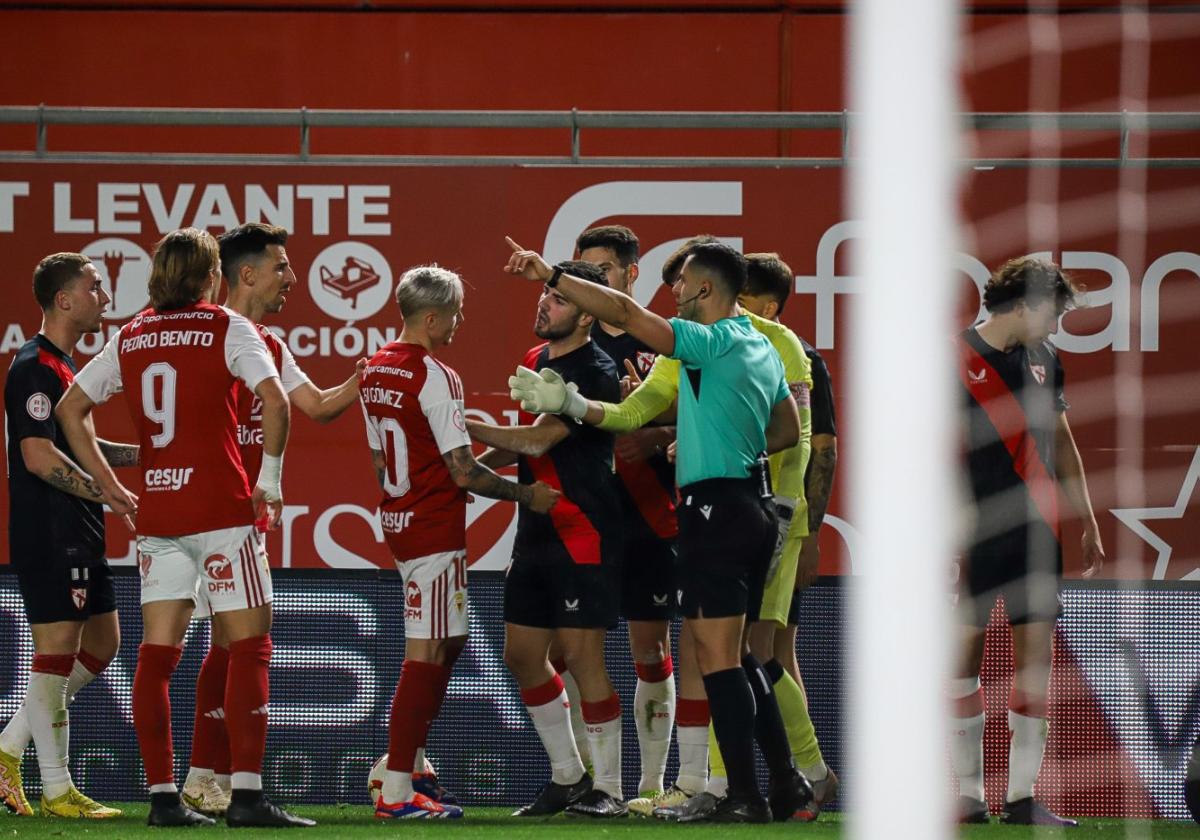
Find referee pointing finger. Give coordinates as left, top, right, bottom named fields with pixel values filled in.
left=505, top=237, right=811, bottom=823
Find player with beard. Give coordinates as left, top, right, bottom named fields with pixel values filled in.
left=571, top=225, right=679, bottom=806
left=1, top=253, right=135, bottom=819
left=467, top=260, right=626, bottom=818
left=505, top=239, right=810, bottom=823
left=180, top=222, right=366, bottom=816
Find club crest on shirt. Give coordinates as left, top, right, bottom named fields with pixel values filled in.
left=636, top=351, right=655, bottom=373
left=25, top=393, right=51, bottom=421
left=1029, top=364, right=1047, bottom=385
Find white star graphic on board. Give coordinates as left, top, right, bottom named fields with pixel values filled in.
left=1110, top=445, right=1200, bottom=581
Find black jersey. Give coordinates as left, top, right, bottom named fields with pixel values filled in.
left=590, top=323, right=678, bottom=542
left=5, top=335, right=106, bottom=569
left=801, top=338, right=837, bottom=438
left=514, top=340, right=623, bottom=566
left=959, top=327, right=1067, bottom=557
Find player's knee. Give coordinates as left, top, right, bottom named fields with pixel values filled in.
left=629, top=637, right=667, bottom=664
left=502, top=641, right=539, bottom=679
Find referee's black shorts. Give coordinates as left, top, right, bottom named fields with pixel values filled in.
left=676, top=477, right=776, bottom=620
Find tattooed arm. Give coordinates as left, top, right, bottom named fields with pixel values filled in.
left=442, top=446, right=560, bottom=513
left=369, top=449, right=387, bottom=489
left=796, top=434, right=838, bottom=590
left=98, top=439, right=139, bottom=468
left=19, top=437, right=106, bottom=501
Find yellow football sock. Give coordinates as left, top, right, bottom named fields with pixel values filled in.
left=774, top=668, right=825, bottom=772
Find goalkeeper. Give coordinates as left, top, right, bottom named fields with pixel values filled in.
left=601, top=241, right=824, bottom=821
left=503, top=236, right=811, bottom=824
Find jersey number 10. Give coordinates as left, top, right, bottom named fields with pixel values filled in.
left=377, top=416, right=411, bottom=498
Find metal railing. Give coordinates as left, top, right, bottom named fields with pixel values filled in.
left=0, top=106, right=1197, bottom=168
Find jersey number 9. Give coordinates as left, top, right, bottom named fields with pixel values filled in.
left=142, top=362, right=177, bottom=448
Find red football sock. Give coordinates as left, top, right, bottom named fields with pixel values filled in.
left=225, top=635, right=272, bottom=777
left=190, top=644, right=230, bottom=774
left=386, top=660, right=450, bottom=773
left=133, top=643, right=183, bottom=787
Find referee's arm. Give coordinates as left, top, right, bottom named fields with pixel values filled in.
left=765, top=394, right=801, bottom=455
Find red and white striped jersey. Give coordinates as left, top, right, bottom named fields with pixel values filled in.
left=359, top=341, right=471, bottom=562
left=235, top=324, right=310, bottom=480
left=75, top=303, right=279, bottom=538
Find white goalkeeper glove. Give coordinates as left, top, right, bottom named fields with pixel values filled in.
left=767, top=495, right=797, bottom=583
left=508, top=365, right=588, bottom=420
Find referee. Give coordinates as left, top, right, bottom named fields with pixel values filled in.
left=504, top=237, right=810, bottom=823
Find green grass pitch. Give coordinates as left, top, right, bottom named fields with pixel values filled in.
left=1, top=806, right=1196, bottom=837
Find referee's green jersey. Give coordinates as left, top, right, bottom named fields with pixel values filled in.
left=669, top=315, right=789, bottom=488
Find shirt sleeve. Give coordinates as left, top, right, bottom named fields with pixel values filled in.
left=807, top=350, right=838, bottom=437
left=4, top=361, right=61, bottom=442
left=419, top=362, right=471, bottom=455
left=597, top=355, right=681, bottom=433
left=669, top=318, right=732, bottom=366
left=277, top=340, right=311, bottom=394
left=73, top=331, right=124, bottom=405
left=224, top=310, right=281, bottom=392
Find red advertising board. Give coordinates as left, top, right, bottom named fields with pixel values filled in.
left=2, top=164, right=1197, bottom=579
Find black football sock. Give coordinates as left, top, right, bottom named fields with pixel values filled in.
left=742, top=654, right=796, bottom=780
left=703, top=667, right=759, bottom=799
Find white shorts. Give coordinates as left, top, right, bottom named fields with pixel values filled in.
left=138, top=525, right=272, bottom=617
left=397, top=550, right=468, bottom=640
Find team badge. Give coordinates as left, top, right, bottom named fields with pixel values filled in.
left=636, top=351, right=655, bottom=373
left=1030, top=364, right=1047, bottom=385
left=139, top=552, right=153, bottom=579
left=405, top=581, right=422, bottom=621
left=25, top=393, right=51, bottom=421
left=453, top=590, right=466, bottom=614
left=71, top=587, right=87, bottom=610
left=204, top=554, right=234, bottom=581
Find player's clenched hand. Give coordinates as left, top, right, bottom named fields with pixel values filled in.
left=615, top=428, right=661, bottom=464
left=528, top=481, right=561, bottom=514
left=355, top=357, right=368, bottom=382
left=252, top=486, right=283, bottom=532
left=665, top=440, right=677, bottom=462
left=504, top=237, right=553, bottom=283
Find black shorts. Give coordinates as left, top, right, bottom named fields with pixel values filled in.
left=15, top=562, right=117, bottom=625
left=620, top=537, right=678, bottom=622
left=958, top=528, right=1063, bottom=627
left=504, top=546, right=619, bottom=630
left=676, top=478, right=775, bottom=621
